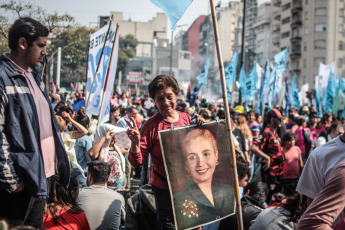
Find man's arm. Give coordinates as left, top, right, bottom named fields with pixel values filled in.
left=251, top=145, right=271, bottom=170
left=0, top=79, right=21, bottom=192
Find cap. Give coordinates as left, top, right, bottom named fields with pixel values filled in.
left=267, top=109, right=283, bottom=120
left=302, top=106, right=309, bottom=112
left=235, top=105, right=245, bottom=114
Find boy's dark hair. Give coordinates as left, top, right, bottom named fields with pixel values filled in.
left=243, top=182, right=268, bottom=205
left=282, top=132, right=295, bottom=146
left=87, top=161, right=110, bottom=184
left=110, top=105, right=120, bottom=113
left=237, top=162, right=251, bottom=180
left=8, top=17, right=49, bottom=52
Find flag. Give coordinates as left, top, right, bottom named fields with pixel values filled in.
left=239, top=63, right=257, bottom=106
left=150, top=0, right=193, bottom=30
left=318, top=61, right=337, bottom=99
left=196, top=58, right=210, bottom=95
left=86, top=24, right=119, bottom=124
left=285, top=79, right=289, bottom=116
left=289, top=74, right=300, bottom=109
left=70, top=82, right=75, bottom=92
left=258, top=60, right=270, bottom=114
left=339, top=75, right=345, bottom=97
left=223, top=51, right=238, bottom=105
left=315, top=87, right=323, bottom=117
left=270, top=46, right=289, bottom=107
left=323, top=71, right=337, bottom=113
left=255, top=62, right=266, bottom=114
left=72, top=99, right=85, bottom=113
left=75, top=84, right=79, bottom=94
left=52, top=80, right=56, bottom=94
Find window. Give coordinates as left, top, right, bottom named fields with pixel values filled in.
left=340, top=9, right=344, bottom=17
left=304, top=43, right=307, bottom=51
left=282, top=3, right=291, bottom=11
left=315, top=8, right=327, bottom=16
left=303, top=59, right=306, bottom=68
left=282, top=31, right=290, bottom=38
left=315, top=24, right=326, bottom=32
left=305, top=0, right=308, bottom=4
left=282, top=17, right=290, bottom=24
left=304, top=27, right=308, bottom=35
left=314, top=40, right=326, bottom=49
left=305, top=11, right=308, bottom=20
left=339, top=24, right=344, bottom=33
left=340, top=41, right=344, bottom=50
left=338, top=58, right=343, bottom=68
left=314, top=57, right=325, bottom=66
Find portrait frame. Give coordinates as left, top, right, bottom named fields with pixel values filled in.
left=159, top=120, right=236, bottom=230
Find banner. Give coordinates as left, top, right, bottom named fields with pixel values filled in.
left=323, top=71, right=337, bottom=113
left=150, top=0, right=193, bottom=30
left=318, top=61, right=336, bottom=98
left=239, top=63, right=257, bottom=106
left=223, top=51, right=238, bottom=104
left=86, top=24, right=119, bottom=124
left=196, top=58, right=210, bottom=95
left=289, top=74, right=300, bottom=109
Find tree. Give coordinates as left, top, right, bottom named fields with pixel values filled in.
left=117, top=34, right=138, bottom=76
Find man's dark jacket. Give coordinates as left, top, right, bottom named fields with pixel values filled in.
left=0, top=54, right=70, bottom=198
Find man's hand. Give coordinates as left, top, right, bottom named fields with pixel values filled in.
left=61, top=111, right=72, bottom=122
left=262, top=156, right=271, bottom=170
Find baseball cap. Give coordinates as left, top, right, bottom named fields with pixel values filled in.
left=235, top=105, right=245, bottom=114
left=267, top=109, right=283, bottom=120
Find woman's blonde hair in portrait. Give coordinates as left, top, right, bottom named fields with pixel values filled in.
left=182, top=129, right=218, bottom=160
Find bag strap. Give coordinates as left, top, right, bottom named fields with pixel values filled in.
left=152, top=167, right=168, bottom=185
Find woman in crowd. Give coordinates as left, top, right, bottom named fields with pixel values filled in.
left=74, top=109, right=92, bottom=174
left=316, top=112, right=332, bottom=136
left=125, top=75, right=204, bottom=229
left=247, top=111, right=260, bottom=140
left=294, top=117, right=311, bottom=160
left=174, top=128, right=235, bottom=230
left=56, top=112, right=88, bottom=187
left=237, top=114, right=253, bottom=165
left=43, top=173, right=91, bottom=229
left=88, top=124, right=127, bottom=192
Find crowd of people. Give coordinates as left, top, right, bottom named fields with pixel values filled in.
left=1, top=17, right=345, bottom=230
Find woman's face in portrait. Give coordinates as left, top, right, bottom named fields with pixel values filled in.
left=185, top=136, right=218, bottom=185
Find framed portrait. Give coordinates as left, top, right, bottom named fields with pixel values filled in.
left=159, top=120, right=236, bottom=230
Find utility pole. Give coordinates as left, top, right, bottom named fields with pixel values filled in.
left=239, top=0, right=246, bottom=105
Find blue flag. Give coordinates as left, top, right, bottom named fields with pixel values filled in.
left=285, top=79, right=289, bottom=116
left=72, top=98, right=85, bottom=113
left=258, top=60, right=270, bottom=115
left=240, top=63, right=257, bottom=106
left=339, top=75, right=345, bottom=96
left=221, top=51, right=238, bottom=105
left=315, top=87, right=323, bottom=117
left=273, top=46, right=289, bottom=77
left=323, top=71, right=337, bottom=113
left=150, top=0, right=193, bottom=30
left=289, top=74, right=300, bottom=109
left=197, top=58, right=210, bottom=95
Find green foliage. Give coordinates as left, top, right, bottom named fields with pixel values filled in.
left=118, top=34, right=138, bottom=75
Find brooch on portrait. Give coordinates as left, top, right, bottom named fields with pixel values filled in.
left=181, top=200, right=199, bottom=218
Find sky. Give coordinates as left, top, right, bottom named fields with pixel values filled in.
left=3, top=0, right=211, bottom=34
left=2, top=0, right=239, bottom=36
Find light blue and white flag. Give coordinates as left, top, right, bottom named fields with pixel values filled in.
left=240, top=63, right=257, bottom=106
left=86, top=24, right=119, bottom=124
left=260, top=60, right=271, bottom=114
left=285, top=79, right=289, bottom=116
left=197, top=58, right=210, bottom=95
left=222, top=51, right=238, bottom=104
left=289, top=74, right=300, bottom=109
left=150, top=0, right=193, bottom=30
left=323, top=71, right=337, bottom=113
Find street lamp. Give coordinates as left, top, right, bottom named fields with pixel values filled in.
left=169, top=24, right=188, bottom=76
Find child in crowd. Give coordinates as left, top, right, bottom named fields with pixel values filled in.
left=282, top=133, right=303, bottom=196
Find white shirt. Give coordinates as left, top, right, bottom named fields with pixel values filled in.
left=297, top=136, right=345, bottom=199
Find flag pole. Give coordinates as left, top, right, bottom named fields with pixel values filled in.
left=209, top=0, right=243, bottom=229
left=84, top=30, right=91, bottom=100
left=85, top=15, right=114, bottom=111
left=97, top=24, right=120, bottom=126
